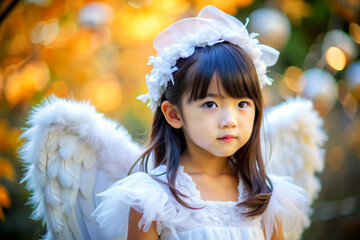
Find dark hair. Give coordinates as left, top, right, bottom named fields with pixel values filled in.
left=138, top=42, right=272, bottom=217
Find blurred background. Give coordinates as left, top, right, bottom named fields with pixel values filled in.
left=0, top=0, right=359, bottom=239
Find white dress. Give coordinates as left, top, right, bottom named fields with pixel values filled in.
left=93, top=165, right=309, bottom=240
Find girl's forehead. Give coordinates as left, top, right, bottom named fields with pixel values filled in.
left=207, top=75, right=228, bottom=97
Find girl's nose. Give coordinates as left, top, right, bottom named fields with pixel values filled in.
left=219, top=110, right=238, bottom=128
left=220, top=119, right=237, bottom=128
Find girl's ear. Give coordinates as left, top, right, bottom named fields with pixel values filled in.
left=161, top=100, right=183, bottom=129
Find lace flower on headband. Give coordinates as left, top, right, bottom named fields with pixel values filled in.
left=137, top=5, right=280, bottom=112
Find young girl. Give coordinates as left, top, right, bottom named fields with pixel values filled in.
left=93, top=5, right=308, bottom=240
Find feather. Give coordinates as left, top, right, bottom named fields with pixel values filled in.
left=44, top=200, right=64, bottom=234
left=79, top=190, right=96, bottom=221
left=37, top=148, right=48, bottom=188
left=46, top=131, right=60, bottom=152
left=47, top=152, right=60, bottom=179
left=44, top=180, right=61, bottom=208
left=83, top=151, right=96, bottom=171
left=59, top=135, right=78, bottom=161
left=80, top=164, right=97, bottom=199
left=58, top=157, right=75, bottom=188
left=67, top=211, right=84, bottom=240
left=38, top=148, right=47, bottom=174
left=61, top=188, right=78, bottom=217
left=73, top=141, right=88, bottom=164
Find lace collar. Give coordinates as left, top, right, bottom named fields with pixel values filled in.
left=152, top=165, right=246, bottom=205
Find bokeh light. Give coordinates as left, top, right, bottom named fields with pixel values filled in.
left=349, top=22, right=360, bottom=44
left=194, top=0, right=253, bottom=14
left=45, top=80, right=69, bottom=98
left=325, top=47, right=346, bottom=71
left=283, top=66, right=305, bottom=94
left=322, top=30, right=358, bottom=61
left=83, top=74, right=122, bottom=112
left=248, top=8, right=291, bottom=50
left=4, top=61, right=50, bottom=106
left=301, top=68, right=337, bottom=116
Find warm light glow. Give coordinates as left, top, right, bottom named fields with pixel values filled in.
left=278, top=78, right=296, bottom=99
left=30, top=19, right=59, bottom=46
left=0, top=159, right=15, bottom=182
left=9, top=34, right=29, bottom=55
left=70, top=30, right=94, bottom=58
left=281, top=0, right=312, bottom=24
left=342, top=93, right=358, bottom=118
left=326, top=146, right=345, bottom=171
left=86, top=74, right=122, bottom=112
left=349, top=22, right=360, bottom=44
left=326, top=47, right=346, bottom=71
left=128, top=0, right=153, bottom=8
left=130, top=13, right=166, bottom=42
left=283, top=66, right=305, bottom=93
left=195, top=0, right=253, bottom=14
left=0, top=68, right=3, bottom=99
left=0, top=185, right=11, bottom=221
left=45, top=80, right=69, bottom=98
left=150, top=0, right=190, bottom=15
left=113, top=1, right=190, bottom=45
left=4, top=61, right=50, bottom=105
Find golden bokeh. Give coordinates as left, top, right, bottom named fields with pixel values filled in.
left=113, top=0, right=191, bottom=45
left=45, top=80, right=69, bottom=98
left=0, top=185, right=11, bottom=221
left=281, top=0, right=312, bottom=24
left=128, top=0, right=154, bottom=9
left=84, top=74, right=122, bottom=112
left=194, top=0, right=253, bottom=14
left=0, top=68, right=3, bottom=99
left=9, top=34, right=30, bottom=56
left=4, top=61, right=50, bottom=106
left=325, top=47, right=346, bottom=71
left=342, top=93, right=358, bottom=118
left=0, top=159, right=15, bottom=182
left=283, top=66, right=305, bottom=94
left=349, top=22, right=360, bottom=44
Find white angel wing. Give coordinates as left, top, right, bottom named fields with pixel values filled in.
left=262, top=97, right=326, bottom=239
left=19, top=96, right=142, bottom=240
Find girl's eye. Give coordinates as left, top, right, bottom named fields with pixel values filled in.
left=203, top=101, right=218, bottom=109
left=238, top=101, right=249, bottom=109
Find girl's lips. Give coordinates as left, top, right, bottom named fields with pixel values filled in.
left=218, top=135, right=236, bottom=142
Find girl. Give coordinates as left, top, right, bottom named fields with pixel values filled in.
left=93, top=5, right=308, bottom=240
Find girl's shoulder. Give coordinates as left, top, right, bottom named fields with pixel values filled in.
left=262, top=174, right=310, bottom=239
left=92, top=165, right=188, bottom=239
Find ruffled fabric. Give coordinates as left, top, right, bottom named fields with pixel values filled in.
left=93, top=166, right=310, bottom=240
left=92, top=169, right=190, bottom=239
left=263, top=175, right=310, bottom=240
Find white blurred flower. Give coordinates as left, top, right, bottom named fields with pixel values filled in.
left=79, top=2, right=114, bottom=27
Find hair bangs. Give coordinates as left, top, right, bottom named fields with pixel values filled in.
left=186, top=42, right=260, bottom=102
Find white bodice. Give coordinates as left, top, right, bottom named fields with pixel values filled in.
left=93, top=165, right=309, bottom=240
left=152, top=165, right=264, bottom=239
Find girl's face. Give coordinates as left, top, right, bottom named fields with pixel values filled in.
left=180, top=76, right=256, bottom=159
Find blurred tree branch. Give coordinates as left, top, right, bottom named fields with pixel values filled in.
left=0, top=0, right=20, bottom=26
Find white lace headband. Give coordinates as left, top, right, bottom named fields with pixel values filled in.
left=137, top=5, right=280, bottom=112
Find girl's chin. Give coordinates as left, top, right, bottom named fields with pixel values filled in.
left=211, top=151, right=238, bottom=158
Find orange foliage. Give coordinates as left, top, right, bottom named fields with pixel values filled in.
left=0, top=185, right=11, bottom=221
left=0, top=159, right=15, bottom=182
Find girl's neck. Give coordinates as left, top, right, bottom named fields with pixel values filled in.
left=179, top=150, right=234, bottom=177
